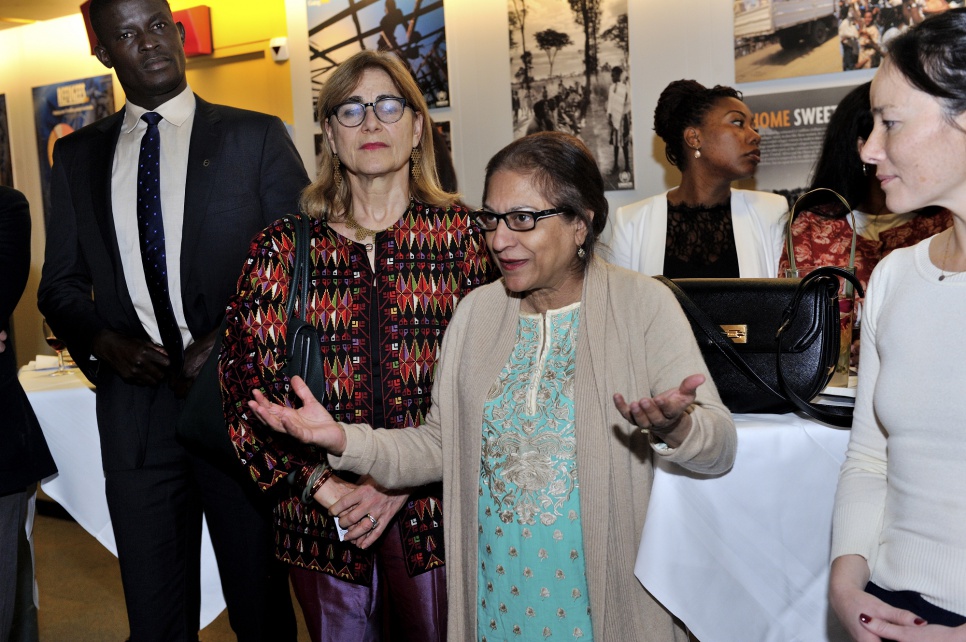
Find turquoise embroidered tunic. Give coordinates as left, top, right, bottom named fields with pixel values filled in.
left=478, top=303, right=593, bottom=641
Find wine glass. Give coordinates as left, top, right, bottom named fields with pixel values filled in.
left=42, top=319, right=70, bottom=376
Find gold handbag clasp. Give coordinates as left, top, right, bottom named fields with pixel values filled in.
left=720, top=324, right=748, bottom=344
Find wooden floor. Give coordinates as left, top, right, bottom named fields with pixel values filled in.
left=32, top=501, right=309, bottom=641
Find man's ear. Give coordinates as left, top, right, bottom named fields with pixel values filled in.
left=94, top=44, right=113, bottom=69
left=177, top=22, right=186, bottom=45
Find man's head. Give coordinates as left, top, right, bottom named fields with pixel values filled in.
left=90, top=0, right=187, bottom=110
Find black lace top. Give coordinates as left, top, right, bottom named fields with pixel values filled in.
left=663, top=199, right=740, bottom=278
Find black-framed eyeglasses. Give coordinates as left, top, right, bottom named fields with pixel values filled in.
left=329, top=97, right=409, bottom=127
left=473, top=208, right=569, bottom=232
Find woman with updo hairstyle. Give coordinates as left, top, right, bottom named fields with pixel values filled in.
left=244, top=131, right=736, bottom=640
left=829, top=8, right=966, bottom=641
left=606, top=79, right=786, bottom=278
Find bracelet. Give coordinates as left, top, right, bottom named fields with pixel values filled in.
left=293, top=464, right=314, bottom=492
left=300, top=464, right=332, bottom=504
left=309, top=467, right=334, bottom=500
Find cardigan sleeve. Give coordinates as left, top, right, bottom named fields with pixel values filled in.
left=628, top=275, right=737, bottom=474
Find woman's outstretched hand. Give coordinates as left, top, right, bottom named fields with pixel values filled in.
left=248, top=375, right=348, bottom=455
left=613, top=373, right=705, bottom=448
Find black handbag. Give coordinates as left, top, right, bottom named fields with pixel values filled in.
left=176, top=213, right=325, bottom=464
left=657, top=266, right=863, bottom=427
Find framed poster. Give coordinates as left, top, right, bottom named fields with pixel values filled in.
left=742, top=83, right=859, bottom=204
left=734, top=0, right=946, bottom=84
left=306, top=0, right=450, bottom=119
left=32, top=75, right=114, bottom=221
left=508, top=0, right=632, bottom=190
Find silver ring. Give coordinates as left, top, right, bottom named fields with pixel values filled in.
left=366, top=513, right=378, bottom=530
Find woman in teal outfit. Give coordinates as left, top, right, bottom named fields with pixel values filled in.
left=247, top=132, right=737, bottom=640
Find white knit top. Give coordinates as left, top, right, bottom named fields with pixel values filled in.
left=831, top=234, right=966, bottom=616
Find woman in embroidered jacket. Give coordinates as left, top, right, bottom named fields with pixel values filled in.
left=605, top=79, right=786, bottom=278
left=248, top=132, right=737, bottom=640
left=219, top=51, right=491, bottom=642
left=829, top=9, right=966, bottom=641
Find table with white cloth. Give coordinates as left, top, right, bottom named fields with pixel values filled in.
left=636, top=411, right=852, bottom=642
left=20, top=357, right=226, bottom=627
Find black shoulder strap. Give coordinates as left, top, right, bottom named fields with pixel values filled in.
left=284, top=213, right=310, bottom=322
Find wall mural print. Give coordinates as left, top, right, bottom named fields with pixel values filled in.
left=508, top=0, right=632, bottom=190
left=305, top=0, right=450, bottom=121
left=733, top=0, right=949, bottom=83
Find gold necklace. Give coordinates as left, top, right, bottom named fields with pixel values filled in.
left=939, top=232, right=964, bottom=281
left=343, top=211, right=381, bottom=241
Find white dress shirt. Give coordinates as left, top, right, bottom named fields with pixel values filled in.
left=112, top=85, right=196, bottom=348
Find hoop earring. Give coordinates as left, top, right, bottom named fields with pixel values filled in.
left=333, top=154, right=343, bottom=189
left=693, top=149, right=701, bottom=159
left=410, top=147, right=422, bottom=181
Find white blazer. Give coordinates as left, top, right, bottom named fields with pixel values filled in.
left=602, top=189, right=788, bottom=278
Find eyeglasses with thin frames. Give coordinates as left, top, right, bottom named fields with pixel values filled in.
left=329, top=97, right=409, bottom=127
left=473, top=208, right=569, bottom=232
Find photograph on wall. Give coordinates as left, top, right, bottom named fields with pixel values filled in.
left=733, top=0, right=947, bottom=84
left=741, top=83, right=859, bottom=205
left=32, top=74, right=114, bottom=220
left=0, top=95, right=12, bottom=187
left=305, top=0, right=450, bottom=120
left=508, top=0, right=632, bottom=191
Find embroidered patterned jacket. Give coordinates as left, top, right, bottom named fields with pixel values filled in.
left=219, top=202, right=492, bottom=584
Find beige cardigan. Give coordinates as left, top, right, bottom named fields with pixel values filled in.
left=332, top=258, right=737, bottom=640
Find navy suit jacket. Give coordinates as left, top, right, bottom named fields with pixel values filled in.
left=38, top=97, right=310, bottom=471
left=1, top=186, right=56, bottom=495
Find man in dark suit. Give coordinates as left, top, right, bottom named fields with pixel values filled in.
left=37, top=0, right=310, bottom=640
left=1, top=186, right=57, bottom=642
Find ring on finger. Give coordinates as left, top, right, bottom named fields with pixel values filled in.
left=365, top=513, right=378, bottom=531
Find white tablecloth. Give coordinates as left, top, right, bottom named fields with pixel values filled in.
left=21, top=358, right=226, bottom=628
left=636, top=412, right=852, bottom=642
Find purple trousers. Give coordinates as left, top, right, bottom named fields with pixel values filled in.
left=289, top=519, right=446, bottom=642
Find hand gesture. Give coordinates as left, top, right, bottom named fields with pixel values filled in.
left=613, top=373, right=705, bottom=447
left=328, top=475, right=409, bottom=550
left=92, top=329, right=170, bottom=386
left=248, top=375, right=347, bottom=455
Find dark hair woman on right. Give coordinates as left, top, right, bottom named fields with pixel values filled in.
left=829, top=8, right=966, bottom=641
left=605, top=79, right=786, bottom=279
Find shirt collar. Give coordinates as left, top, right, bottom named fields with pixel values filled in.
left=121, top=85, right=196, bottom=134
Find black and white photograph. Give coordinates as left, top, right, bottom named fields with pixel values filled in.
left=508, top=0, right=632, bottom=190
left=306, top=0, right=450, bottom=120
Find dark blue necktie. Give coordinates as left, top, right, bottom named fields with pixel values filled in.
left=136, top=111, right=184, bottom=372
